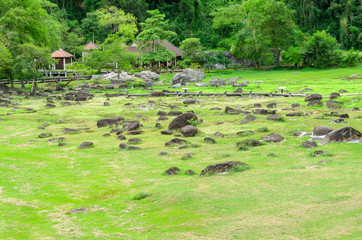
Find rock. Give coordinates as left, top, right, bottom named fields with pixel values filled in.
left=182, top=153, right=193, bottom=160
left=128, top=138, right=141, bottom=144
left=159, top=152, right=168, bottom=156
left=264, top=133, right=284, bottom=143
left=225, top=106, right=236, bottom=114
left=171, top=73, right=192, bottom=85
left=161, top=130, right=173, bottom=135
left=123, top=121, right=141, bottom=131
left=267, top=114, right=283, bottom=121
left=329, top=119, right=346, bottom=124
left=195, top=82, right=208, bottom=87
left=233, top=88, right=243, bottom=94
left=200, top=161, right=249, bottom=176
left=172, top=83, right=182, bottom=88
left=128, top=130, right=143, bottom=135
left=255, top=109, right=276, bottom=115
left=240, top=115, right=257, bottom=124
left=167, top=111, right=183, bottom=116
left=164, top=167, right=181, bottom=176
left=58, top=143, right=66, bottom=147
left=286, top=112, right=303, bottom=117
left=183, top=99, right=196, bottom=104
left=48, top=137, right=65, bottom=143
left=68, top=207, right=89, bottom=214
left=119, top=143, right=128, bottom=149
left=266, top=103, right=276, bottom=108
left=307, top=100, right=323, bottom=107
left=155, top=123, right=161, bottom=128
left=45, top=104, right=56, bottom=108
left=97, top=116, right=124, bottom=128
left=168, top=111, right=198, bottom=130
left=38, top=133, right=53, bottom=138
left=313, top=150, right=327, bottom=156
left=165, top=138, right=188, bottom=146
left=330, top=92, right=340, bottom=99
left=78, top=142, right=93, bottom=149
left=180, top=125, right=198, bottom=137
left=185, top=169, right=196, bottom=175
left=320, top=127, right=362, bottom=144
left=157, top=116, right=169, bottom=121
left=339, top=114, right=349, bottom=118
left=214, top=131, right=224, bottom=138
left=292, top=103, right=300, bottom=108
left=0, top=84, right=10, bottom=94
left=267, top=153, right=276, bottom=157
left=209, top=77, right=227, bottom=87
left=302, top=141, right=317, bottom=148
left=237, top=139, right=261, bottom=149
left=339, top=89, right=348, bottom=93
left=313, top=125, right=333, bottom=136
left=305, top=94, right=322, bottom=102
left=217, top=121, right=224, bottom=125
left=61, top=102, right=72, bottom=106
left=157, top=111, right=167, bottom=116
left=237, top=130, right=254, bottom=136
left=204, top=137, right=215, bottom=144
left=254, top=103, right=262, bottom=108
left=210, top=107, right=222, bottom=110
left=103, top=133, right=110, bottom=137
left=104, top=102, right=110, bottom=106
left=151, top=92, right=165, bottom=97
left=253, top=81, right=264, bottom=84
left=117, top=135, right=126, bottom=140
left=79, top=82, right=90, bottom=88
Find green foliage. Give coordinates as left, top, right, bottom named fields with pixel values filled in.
left=302, top=30, right=342, bottom=69
left=131, top=192, right=150, bottom=201
left=340, top=48, right=361, bottom=67
left=186, top=118, right=201, bottom=126
left=282, top=46, right=303, bottom=67
left=126, top=78, right=146, bottom=88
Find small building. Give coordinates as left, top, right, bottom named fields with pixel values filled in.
left=127, top=40, right=183, bottom=67
left=51, top=48, right=74, bottom=70
left=82, top=41, right=100, bottom=61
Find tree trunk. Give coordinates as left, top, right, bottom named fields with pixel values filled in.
left=10, top=75, right=14, bottom=89
left=21, top=78, right=25, bottom=89
left=31, top=73, right=35, bottom=95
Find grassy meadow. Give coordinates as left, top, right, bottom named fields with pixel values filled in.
left=1, top=67, right=362, bottom=239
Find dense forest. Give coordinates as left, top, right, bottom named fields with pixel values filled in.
left=0, top=0, right=361, bottom=85
left=50, top=0, right=361, bottom=50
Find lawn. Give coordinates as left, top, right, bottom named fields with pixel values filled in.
left=1, top=67, right=361, bottom=239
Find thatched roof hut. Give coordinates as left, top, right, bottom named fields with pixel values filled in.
left=51, top=48, right=74, bottom=70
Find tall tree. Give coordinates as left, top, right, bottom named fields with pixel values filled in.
left=136, top=9, right=177, bottom=68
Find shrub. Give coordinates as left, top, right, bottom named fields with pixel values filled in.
left=131, top=192, right=150, bottom=200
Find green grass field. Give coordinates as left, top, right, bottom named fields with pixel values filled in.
left=1, top=67, right=362, bottom=239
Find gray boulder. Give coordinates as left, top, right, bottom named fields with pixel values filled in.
left=171, top=73, right=191, bottom=85
left=183, top=68, right=205, bottom=82
left=264, top=133, right=284, bottom=143
left=195, top=82, right=208, bottom=87
left=305, top=94, right=322, bottom=102
left=200, top=161, right=249, bottom=176
left=313, top=125, right=333, bottom=136
left=180, top=125, right=198, bottom=137
left=321, top=127, right=362, bottom=144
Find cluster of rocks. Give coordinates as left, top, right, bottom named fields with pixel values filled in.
left=94, top=70, right=160, bottom=87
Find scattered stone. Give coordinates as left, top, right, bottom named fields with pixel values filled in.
left=165, top=138, right=188, bottom=146
left=321, top=127, right=362, bottom=144
left=237, top=130, right=254, bottom=137
left=180, top=125, right=198, bottom=137
left=155, top=123, right=161, bottom=128
left=313, top=125, right=333, bottom=136
left=182, top=153, right=193, bottom=160
left=339, top=89, right=348, bottom=93
left=128, top=138, right=141, bottom=144
left=48, top=137, right=65, bottom=143
left=253, top=103, right=262, bottom=108
left=267, top=114, right=283, bottom=121
left=302, top=141, right=317, bottom=148
left=38, top=133, right=53, bottom=138
left=168, top=111, right=198, bottom=130
left=119, top=143, right=128, bottom=149
left=195, top=82, right=208, bottom=87
left=286, top=112, right=303, bottom=117
left=161, top=130, right=173, bottom=135
left=123, top=121, right=141, bottom=131
left=157, top=116, right=169, bottom=121
left=128, top=130, right=143, bottom=135
left=58, top=143, right=66, bottom=147
left=97, top=116, right=124, bottom=128
left=329, top=119, right=346, bottom=124
left=104, top=102, right=110, bottom=106
left=165, top=167, right=181, bottom=176
left=225, top=106, right=236, bottom=114
left=210, top=107, right=222, bottom=110
left=330, top=92, right=340, bottom=99
left=214, top=131, right=224, bottom=138
left=307, top=100, right=323, bottom=107
left=237, top=139, right=262, bottom=149
left=185, top=169, right=196, bottom=175
left=266, top=103, right=276, bottom=108
left=103, top=133, right=110, bottom=137
left=240, top=115, right=257, bottom=124
left=264, top=133, right=284, bottom=143
left=183, top=99, right=196, bottom=104
left=117, top=135, right=126, bottom=140
left=200, top=161, right=249, bottom=176
left=267, top=153, right=276, bottom=157
left=340, top=114, right=349, bottom=118
left=306, top=164, right=320, bottom=169
left=305, top=94, right=322, bottom=102
left=291, top=103, right=300, bottom=108
left=68, top=207, right=89, bottom=214
left=313, top=150, right=327, bottom=156
left=157, top=111, right=167, bottom=116
left=78, top=142, right=93, bottom=149
left=159, top=152, right=168, bottom=156
left=204, top=137, right=215, bottom=144
left=167, top=111, right=183, bottom=116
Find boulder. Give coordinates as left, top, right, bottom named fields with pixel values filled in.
left=104, top=102, right=110, bottom=106
left=183, top=68, right=205, bottom=82
left=151, top=92, right=165, bottom=97
left=161, top=130, right=173, bottom=135
left=320, top=127, right=362, bottom=144
left=195, top=82, right=208, bottom=87
left=79, top=82, right=90, bottom=88
left=233, top=88, right=243, bottom=94
left=339, top=89, right=348, bottom=93
left=225, top=106, right=236, bottom=114
left=264, top=133, right=284, bottom=143
left=185, top=169, right=196, bottom=175
left=165, top=167, right=181, bottom=176
left=200, top=161, right=249, bottom=176
left=123, top=121, right=141, bottom=131
left=204, top=137, right=215, bottom=144
left=305, top=94, right=322, bottom=102
left=172, top=83, right=182, bottom=88
left=167, top=111, right=183, bottom=116
left=267, top=114, right=283, bottom=121
left=78, top=142, right=93, bottom=149
left=0, top=84, right=10, bottom=94
left=165, top=138, right=188, bottom=146
left=157, top=111, right=167, bottom=116
left=157, top=116, right=169, bottom=121
left=291, top=103, right=301, bottom=108
left=339, top=114, right=349, bottom=118
left=180, top=125, right=198, bottom=137
left=209, top=77, right=226, bottom=87
left=171, top=73, right=191, bottom=85
left=313, top=125, right=333, bottom=136
left=168, top=112, right=198, bottom=130
left=183, top=99, right=196, bottom=104
left=302, top=141, right=317, bottom=148
left=240, top=115, right=257, bottom=124
left=266, top=103, right=276, bottom=108
left=237, top=139, right=261, bottom=148
left=97, top=116, right=124, bottom=128
left=254, top=103, right=262, bottom=108
left=330, top=92, right=340, bottom=99
left=128, top=138, right=141, bottom=144
left=214, top=131, right=224, bottom=138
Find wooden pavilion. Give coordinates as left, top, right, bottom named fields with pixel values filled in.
left=82, top=41, right=100, bottom=61
left=51, top=48, right=74, bottom=70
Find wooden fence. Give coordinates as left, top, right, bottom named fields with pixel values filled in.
left=0, top=76, right=91, bottom=84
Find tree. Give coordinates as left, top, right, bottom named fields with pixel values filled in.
left=229, top=0, right=297, bottom=68
left=301, top=30, right=342, bottom=68
left=15, top=43, right=54, bottom=94
left=136, top=9, right=177, bottom=69
left=179, top=38, right=206, bottom=67
left=0, top=41, right=14, bottom=87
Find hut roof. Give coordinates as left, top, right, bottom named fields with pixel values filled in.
left=127, top=40, right=183, bottom=57
left=84, top=42, right=100, bottom=50
left=51, top=48, right=74, bottom=58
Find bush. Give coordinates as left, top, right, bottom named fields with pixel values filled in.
left=125, top=78, right=146, bottom=88
left=131, top=192, right=150, bottom=200
left=340, top=48, right=361, bottom=67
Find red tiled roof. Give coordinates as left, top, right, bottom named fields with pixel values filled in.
left=127, top=40, right=183, bottom=57
left=51, top=48, right=74, bottom=58
left=84, top=42, right=100, bottom=50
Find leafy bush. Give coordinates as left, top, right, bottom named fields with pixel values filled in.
left=340, top=48, right=361, bottom=67
left=187, top=119, right=201, bottom=127
left=131, top=192, right=150, bottom=200
left=125, top=78, right=146, bottom=88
